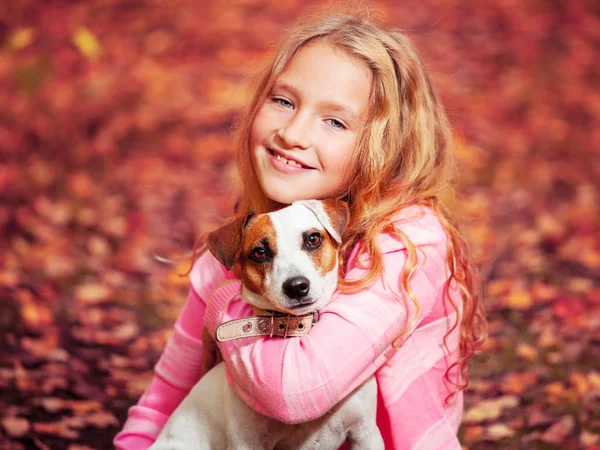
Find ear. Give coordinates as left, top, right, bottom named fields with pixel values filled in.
left=297, top=199, right=350, bottom=244
left=206, top=213, right=254, bottom=270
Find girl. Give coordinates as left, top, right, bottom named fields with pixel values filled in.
left=115, top=10, right=487, bottom=450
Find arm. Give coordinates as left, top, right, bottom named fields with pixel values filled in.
left=114, top=251, right=231, bottom=449
left=204, top=214, right=450, bottom=424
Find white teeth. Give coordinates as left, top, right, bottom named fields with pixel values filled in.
left=276, top=154, right=303, bottom=167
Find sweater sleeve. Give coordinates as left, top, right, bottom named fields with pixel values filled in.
left=114, top=250, right=231, bottom=449
left=204, top=209, right=452, bottom=425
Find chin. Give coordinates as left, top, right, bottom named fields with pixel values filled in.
left=261, top=184, right=310, bottom=205
left=269, top=193, right=303, bottom=205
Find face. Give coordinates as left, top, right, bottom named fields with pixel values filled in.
left=250, top=40, right=372, bottom=204
left=240, top=202, right=340, bottom=315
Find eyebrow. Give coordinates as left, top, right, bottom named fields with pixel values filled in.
left=271, top=81, right=360, bottom=125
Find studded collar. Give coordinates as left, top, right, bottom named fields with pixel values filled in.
left=214, top=307, right=318, bottom=343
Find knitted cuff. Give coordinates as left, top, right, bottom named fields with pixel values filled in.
left=204, top=280, right=243, bottom=337
left=114, top=404, right=170, bottom=448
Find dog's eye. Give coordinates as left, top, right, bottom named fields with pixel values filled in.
left=306, top=233, right=322, bottom=249
left=251, top=247, right=267, bottom=261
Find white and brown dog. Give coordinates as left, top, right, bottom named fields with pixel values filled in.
left=151, top=199, right=383, bottom=450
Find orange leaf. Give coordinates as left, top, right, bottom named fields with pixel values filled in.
left=2, top=416, right=30, bottom=438
left=463, top=396, right=519, bottom=423
left=503, top=372, right=538, bottom=395
left=541, top=416, right=575, bottom=445
left=506, top=289, right=533, bottom=310
left=75, top=283, right=111, bottom=305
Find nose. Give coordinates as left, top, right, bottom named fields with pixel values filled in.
left=276, top=114, right=310, bottom=150
left=283, top=276, right=310, bottom=300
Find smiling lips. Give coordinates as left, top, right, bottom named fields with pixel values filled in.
left=269, top=148, right=313, bottom=170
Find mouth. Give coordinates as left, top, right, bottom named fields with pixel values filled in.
left=268, top=148, right=314, bottom=170
left=281, top=300, right=318, bottom=315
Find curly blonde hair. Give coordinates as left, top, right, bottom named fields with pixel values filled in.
left=228, top=10, right=487, bottom=399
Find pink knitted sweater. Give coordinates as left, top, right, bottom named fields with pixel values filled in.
left=114, top=205, right=464, bottom=449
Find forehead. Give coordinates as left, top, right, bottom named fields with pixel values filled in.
left=243, top=214, right=275, bottom=246
left=268, top=204, right=322, bottom=235
left=243, top=205, right=322, bottom=247
left=276, top=40, right=372, bottom=120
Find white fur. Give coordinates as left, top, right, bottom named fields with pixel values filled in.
left=151, top=364, right=382, bottom=450
left=296, top=200, right=343, bottom=243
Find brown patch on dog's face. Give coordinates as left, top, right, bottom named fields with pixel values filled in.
left=303, top=228, right=338, bottom=276
left=240, top=214, right=277, bottom=296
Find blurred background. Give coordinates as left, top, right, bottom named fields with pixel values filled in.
left=0, top=0, right=599, bottom=449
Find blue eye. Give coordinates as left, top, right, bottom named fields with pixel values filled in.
left=326, top=118, right=346, bottom=130
left=274, top=97, right=293, bottom=109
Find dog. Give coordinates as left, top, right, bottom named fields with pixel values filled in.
left=150, top=199, right=383, bottom=450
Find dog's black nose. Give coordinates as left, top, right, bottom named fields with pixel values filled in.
left=283, top=276, right=310, bottom=300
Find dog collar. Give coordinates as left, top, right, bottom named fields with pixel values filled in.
left=215, top=309, right=319, bottom=343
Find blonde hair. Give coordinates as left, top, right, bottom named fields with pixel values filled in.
left=232, top=10, right=487, bottom=399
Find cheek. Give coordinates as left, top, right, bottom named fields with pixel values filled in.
left=307, top=241, right=338, bottom=276
left=251, top=106, right=275, bottom=144
left=250, top=119, right=262, bottom=147
left=242, top=261, right=269, bottom=296
left=250, top=121, right=267, bottom=168
left=322, top=137, right=356, bottom=174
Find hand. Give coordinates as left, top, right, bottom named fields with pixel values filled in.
left=201, top=326, right=222, bottom=375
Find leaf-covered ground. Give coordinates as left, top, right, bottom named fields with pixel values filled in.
left=1, top=1, right=599, bottom=449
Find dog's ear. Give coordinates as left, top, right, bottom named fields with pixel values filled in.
left=297, top=199, right=349, bottom=244
left=207, top=213, right=254, bottom=270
